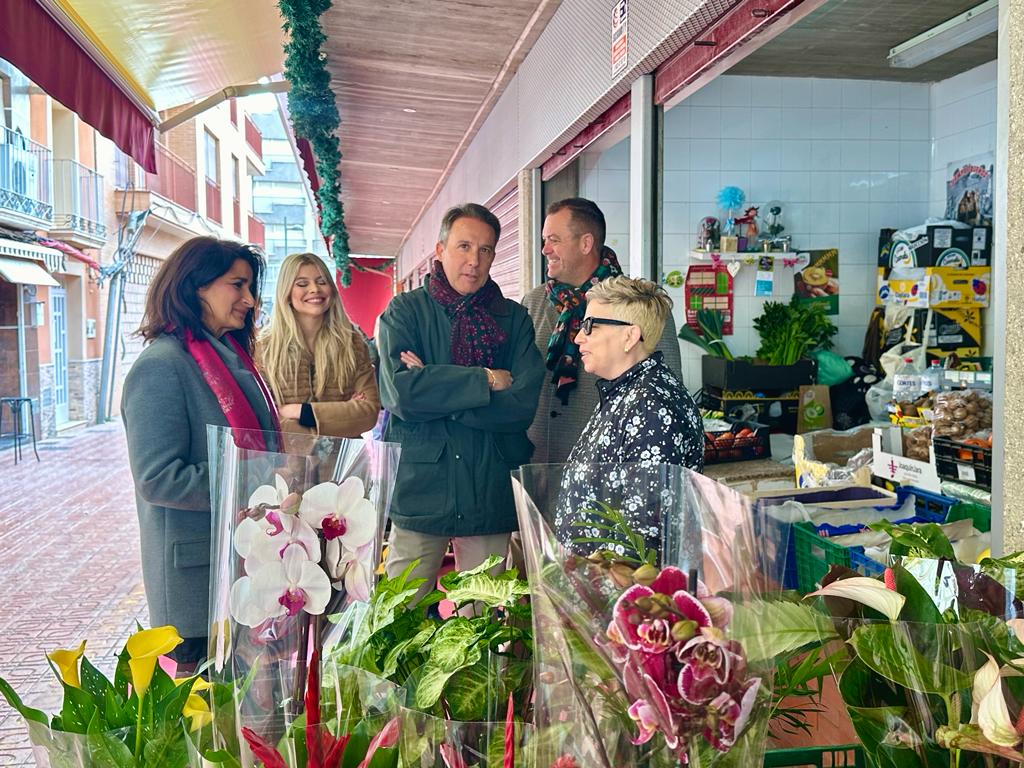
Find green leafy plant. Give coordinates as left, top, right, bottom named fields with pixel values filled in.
left=678, top=309, right=735, bottom=360
left=753, top=297, right=837, bottom=365
left=335, top=558, right=533, bottom=723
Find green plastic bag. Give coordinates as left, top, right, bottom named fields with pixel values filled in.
left=810, top=349, right=854, bottom=386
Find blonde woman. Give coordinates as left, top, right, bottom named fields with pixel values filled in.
left=257, top=253, right=380, bottom=437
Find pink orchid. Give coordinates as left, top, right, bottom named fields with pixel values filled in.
left=704, top=678, right=760, bottom=751
left=626, top=671, right=679, bottom=749
left=612, top=584, right=711, bottom=653
left=677, top=627, right=745, bottom=705
left=551, top=756, right=578, bottom=768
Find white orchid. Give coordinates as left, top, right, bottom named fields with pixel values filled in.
left=300, top=477, right=376, bottom=551
left=331, top=541, right=375, bottom=602
left=805, top=576, right=906, bottom=622
left=230, top=543, right=332, bottom=626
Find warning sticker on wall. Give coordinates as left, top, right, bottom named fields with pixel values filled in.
left=612, top=0, right=629, bottom=77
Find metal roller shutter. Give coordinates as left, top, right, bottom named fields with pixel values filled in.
left=488, top=184, right=521, bottom=301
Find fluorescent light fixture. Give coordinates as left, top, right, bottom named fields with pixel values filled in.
left=402, top=107, right=417, bottom=113
left=888, top=0, right=998, bottom=69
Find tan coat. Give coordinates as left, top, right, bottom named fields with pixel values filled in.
left=255, top=337, right=381, bottom=438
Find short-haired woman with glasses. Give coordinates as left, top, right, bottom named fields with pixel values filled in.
left=556, top=276, right=703, bottom=552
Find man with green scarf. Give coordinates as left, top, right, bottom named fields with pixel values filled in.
left=522, top=197, right=683, bottom=463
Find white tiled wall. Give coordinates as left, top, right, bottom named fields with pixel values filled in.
left=580, top=137, right=631, bottom=265
left=928, top=62, right=998, bottom=356
left=576, top=66, right=998, bottom=390
left=661, top=75, right=933, bottom=391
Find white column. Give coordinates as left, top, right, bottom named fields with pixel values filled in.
left=629, top=74, right=654, bottom=280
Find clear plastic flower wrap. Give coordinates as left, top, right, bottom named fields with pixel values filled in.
left=809, top=552, right=1024, bottom=768
left=205, top=426, right=400, bottom=767
left=513, top=463, right=782, bottom=767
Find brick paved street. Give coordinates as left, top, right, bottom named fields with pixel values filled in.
left=0, top=422, right=147, bottom=766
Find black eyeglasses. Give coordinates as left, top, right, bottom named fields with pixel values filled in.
left=580, top=316, right=638, bottom=337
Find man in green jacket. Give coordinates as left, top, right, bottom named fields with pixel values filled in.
left=379, top=203, right=544, bottom=599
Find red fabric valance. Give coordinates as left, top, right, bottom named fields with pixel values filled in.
left=37, top=237, right=101, bottom=270
left=0, top=0, right=157, bottom=172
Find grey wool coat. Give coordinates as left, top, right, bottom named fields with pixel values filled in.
left=121, top=334, right=275, bottom=639
left=521, top=284, right=685, bottom=464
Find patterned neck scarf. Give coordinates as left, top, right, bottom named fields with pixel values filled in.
left=544, top=246, right=623, bottom=405
left=426, top=260, right=508, bottom=367
left=182, top=328, right=281, bottom=450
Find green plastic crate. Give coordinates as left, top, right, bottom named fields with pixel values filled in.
left=947, top=500, right=991, bottom=533
left=793, top=521, right=853, bottom=594
left=764, top=744, right=864, bottom=767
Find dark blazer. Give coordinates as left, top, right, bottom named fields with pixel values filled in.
left=121, top=334, right=273, bottom=639
left=378, top=283, right=544, bottom=536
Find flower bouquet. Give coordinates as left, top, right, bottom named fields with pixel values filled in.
left=328, top=557, right=537, bottom=766
left=807, top=520, right=1024, bottom=768
left=204, top=426, right=400, bottom=768
left=513, top=463, right=789, bottom=767
left=0, top=625, right=218, bottom=768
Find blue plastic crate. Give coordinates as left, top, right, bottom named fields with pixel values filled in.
left=849, top=546, right=885, bottom=578
left=895, top=486, right=956, bottom=523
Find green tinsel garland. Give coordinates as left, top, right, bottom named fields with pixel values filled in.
left=278, top=0, right=353, bottom=285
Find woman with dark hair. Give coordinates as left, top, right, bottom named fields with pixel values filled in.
left=122, top=236, right=279, bottom=672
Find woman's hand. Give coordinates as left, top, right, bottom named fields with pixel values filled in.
left=279, top=403, right=303, bottom=420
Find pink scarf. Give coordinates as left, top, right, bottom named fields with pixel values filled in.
left=183, top=329, right=281, bottom=451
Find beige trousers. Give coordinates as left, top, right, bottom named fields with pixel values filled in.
left=385, top=525, right=510, bottom=603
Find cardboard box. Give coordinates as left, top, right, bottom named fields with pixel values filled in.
left=870, top=426, right=941, bottom=493
left=876, top=267, right=991, bottom=308
left=793, top=426, right=875, bottom=488
left=906, top=308, right=983, bottom=351
left=927, top=224, right=993, bottom=268
left=879, top=230, right=931, bottom=269
left=751, top=484, right=896, bottom=509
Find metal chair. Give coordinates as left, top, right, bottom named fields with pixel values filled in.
left=0, top=396, right=40, bottom=463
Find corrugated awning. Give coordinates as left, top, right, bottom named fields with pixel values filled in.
left=0, top=237, right=64, bottom=274
left=0, top=0, right=158, bottom=172
left=0, top=256, right=60, bottom=287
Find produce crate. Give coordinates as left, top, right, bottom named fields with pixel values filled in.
left=702, top=356, right=817, bottom=392
left=704, top=420, right=771, bottom=465
left=764, top=745, right=864, bottom=767
left=700, top=387, right=800, bottom=434
left=894, top=486, right=957, bottom=522
left=933, top=436, right=992, bottom=491
left=794, top=514, right=938, bottom=593
left=947, top=500, right=992, bottom=532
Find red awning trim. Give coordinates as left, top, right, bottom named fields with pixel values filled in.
left=541, top=94, right=631, bottom=182
left=0, top=0, right=157, bottom=173
left=653, top=0, right=815, bottom=106
left=37, top=237, right=100, bottom=270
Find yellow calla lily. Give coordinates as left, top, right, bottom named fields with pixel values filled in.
left=47, top=641, right=86, bottom=689
left=182, top=693, right=213, bottom=733
left=174, top=676, right=212, bottom=694
left=125, top=626, right=183, bottom=698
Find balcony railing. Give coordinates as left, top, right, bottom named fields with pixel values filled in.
left=244, top=114, right=262, bottom=160
left=248, top=214, right=265, bottom=247
left=206, top=179, right=222, bottom=224
left=53, top=159, right=107, bottom=240
left=151, top=145, right=198, bottom=212
left=113, top=144, right=197, bottom=213
left=0, top=126, right=53, bottom=223
left=233, top=198, right=241, bottom=236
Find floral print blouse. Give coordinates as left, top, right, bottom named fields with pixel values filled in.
left=555, top=352, right=704, bottom=555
